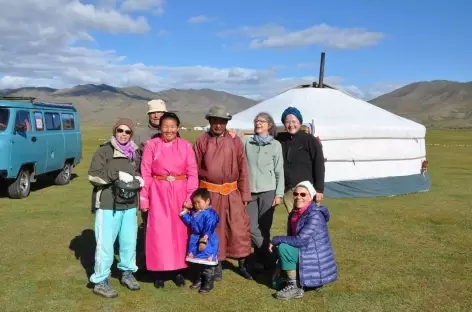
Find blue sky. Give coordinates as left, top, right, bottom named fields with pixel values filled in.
left=0, top=0, right=470, bottom=100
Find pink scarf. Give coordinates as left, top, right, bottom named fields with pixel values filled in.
left=290, top=202, right=311, bottom=235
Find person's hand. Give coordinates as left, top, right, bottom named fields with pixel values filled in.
left=268, top=243, right=274, bottom=253
left=135, top=176, right=144, bottom=187
left=141, top=207, right=149, bottom=212
left=183, top=201, right=193, bottom=209
left=272, top=196, right=282, bottom=207
left=198, top=243, right=206, bottom=252
left=243, top=201, right=248, bottom=207
left=315, top=192, right=324, bottom=204
left=179, top=208, right=189, bottom=216
left=118, top=171, right=134, bottom=183
left=228, top=128, right=237, bottom=138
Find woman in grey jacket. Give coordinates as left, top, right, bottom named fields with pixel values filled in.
left=243, top=112, right=284, bottom=271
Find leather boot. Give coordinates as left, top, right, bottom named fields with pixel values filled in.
left=199, top=265, right=215, bottom=294
left=214, top=262, right=223, bottom=281
left=238, top=258, right=253, bottom=280
left=189, top=265, right=202, bottom=290
left=174, top=270, right=186, bottom=287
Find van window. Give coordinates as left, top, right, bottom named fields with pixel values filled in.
left=62, top=113, right=75, bottom=130
left=15, top=110, right=32, bottom=132
left=34, top=112, right=44, bottom=131
left=0, top=108, right=9, bottom=132
left=45, top=112, right=61, bottom=130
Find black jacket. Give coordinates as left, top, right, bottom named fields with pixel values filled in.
left=276, top=131, right=325, bottom=193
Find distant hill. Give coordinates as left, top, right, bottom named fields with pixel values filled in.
left=370, top=80, right=472, bottom=128
left=0, top=84, right=259, bottom=127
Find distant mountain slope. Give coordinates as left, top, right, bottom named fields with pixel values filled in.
left=0, top=84, right=259, bottom=126
left=370, top=80, right=472, bottom=128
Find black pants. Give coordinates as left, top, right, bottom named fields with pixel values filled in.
left=247, top=191, right=276, bottom=262
left=191, top=263, right=215, bottom=281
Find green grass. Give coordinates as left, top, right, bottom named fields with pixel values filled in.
left=1, top=128, right=472, bottom=312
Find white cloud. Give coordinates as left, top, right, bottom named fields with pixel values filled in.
left=219, top=23, right=385, bottom=50
left=188, top=15, right=215, bottom=23
left=0, top=1, right=397, bottom=101
left=120, top=0, right=165, bottom=15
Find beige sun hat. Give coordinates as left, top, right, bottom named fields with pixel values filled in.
left=147, top=99, right=168, bottom=114
left=205, top=105, right=232, bottom=120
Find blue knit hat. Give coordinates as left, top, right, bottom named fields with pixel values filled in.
left=281, top=107, right=303, bottom=124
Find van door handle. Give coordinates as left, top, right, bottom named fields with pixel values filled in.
left=31, top=136, right=37, bottom=142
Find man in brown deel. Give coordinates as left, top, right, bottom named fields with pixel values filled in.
left=193, top=105, right=253, bottom=281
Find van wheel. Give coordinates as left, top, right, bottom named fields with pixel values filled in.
left=54, top=163, right=72, bottom=185
left=8, top=169, right=31, bottom=199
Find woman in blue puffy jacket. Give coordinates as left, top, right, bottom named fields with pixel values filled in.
left=269, top=180, right=337, bottom=300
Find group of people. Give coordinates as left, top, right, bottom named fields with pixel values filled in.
left=87, top=98, right=338, bottom=301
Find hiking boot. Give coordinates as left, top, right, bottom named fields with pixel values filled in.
left=238, top=258, right=253, bottom=280
left=199, top=266, right=215, bottom=294
left=275, top=284, right=304, bottom=300
left=93, top=279, right=118, bottom=298
left=214, top=262, right=223, bottom=281
left=120, top=271, right=140, bottom=291
left=174, top=272, right=186, bottom=287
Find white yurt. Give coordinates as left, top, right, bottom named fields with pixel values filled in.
left=227, top=85, right=431, bottom=198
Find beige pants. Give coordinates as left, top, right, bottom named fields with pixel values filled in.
left=282, top=189, right=294, bottom=213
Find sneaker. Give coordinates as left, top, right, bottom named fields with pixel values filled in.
left=275, top=284, right=304, bottom=300
left=120, top=271, right=141, bottom=291
left=93, top=279, right=118, bottom=298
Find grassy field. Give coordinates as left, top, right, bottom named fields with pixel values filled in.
left=1, top=128, right=471, bottom=312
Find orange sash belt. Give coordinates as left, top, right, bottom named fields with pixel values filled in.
left=199, top=180, right=238, bottom=195
left=154, top=175, right=186, bottom=182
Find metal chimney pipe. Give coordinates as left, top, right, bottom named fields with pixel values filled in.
left=318, top=52, right=325, bottom=88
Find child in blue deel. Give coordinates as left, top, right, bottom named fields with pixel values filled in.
left=179, top=188, right=220, bottom=294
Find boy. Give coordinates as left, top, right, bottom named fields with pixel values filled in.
left=179, top=188, right=220, bottom=294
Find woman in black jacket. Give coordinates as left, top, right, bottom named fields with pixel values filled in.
left=275, top=107, right=325, bottom=213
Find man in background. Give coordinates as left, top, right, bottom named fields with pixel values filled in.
left=134, top=99, right=168, bottom=151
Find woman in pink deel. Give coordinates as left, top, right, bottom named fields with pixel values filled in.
left=140, top=112, right=199, bottom=288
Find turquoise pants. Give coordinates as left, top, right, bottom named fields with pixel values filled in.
left=90, top=208, right=138, bottom=284
left=278, top=243, right=299, bottom=271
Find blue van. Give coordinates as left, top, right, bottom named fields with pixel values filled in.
left=0, top=96, right=82, bottom=199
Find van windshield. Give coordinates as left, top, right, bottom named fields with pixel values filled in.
left=0, top=108, right=9, bottom=132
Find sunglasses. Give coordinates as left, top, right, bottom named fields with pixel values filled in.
left=116, top=128, right=132, bottom=135
left=293, top=192, right=307, bottom=198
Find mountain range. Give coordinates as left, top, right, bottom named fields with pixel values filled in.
left=0, top=84, right=258, bottom=126
left=1, top=80, right=471, bottom=128
left=370, top=80, right=472, bottom=128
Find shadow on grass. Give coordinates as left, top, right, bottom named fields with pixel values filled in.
left=0, top=173, right=79, bottom=198
left=68, top=220, right=152, bottom=288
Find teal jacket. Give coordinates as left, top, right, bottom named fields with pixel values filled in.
left=243, top=135, right=285, bottom=197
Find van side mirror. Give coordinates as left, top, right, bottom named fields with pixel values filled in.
left=15, top=122, right=27, bottom=133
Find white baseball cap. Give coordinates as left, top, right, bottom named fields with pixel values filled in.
left=147, top=99, right=168, bottom=114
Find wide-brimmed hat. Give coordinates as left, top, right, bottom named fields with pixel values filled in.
left=147, top=99, right=168, bottom=114
left=205, top=105, right=232, bottom=120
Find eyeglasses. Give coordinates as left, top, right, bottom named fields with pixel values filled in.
left=255, top=119, right=268, bottom=124
left=116, top=128, right=132, bottom=135
left=293, top=192, right=307, bottom=197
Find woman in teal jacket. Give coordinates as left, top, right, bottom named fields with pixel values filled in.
left=243, top=112, right=285, bottom=271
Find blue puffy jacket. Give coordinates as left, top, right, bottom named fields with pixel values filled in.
left=272, top=202, right=338, bottom=288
